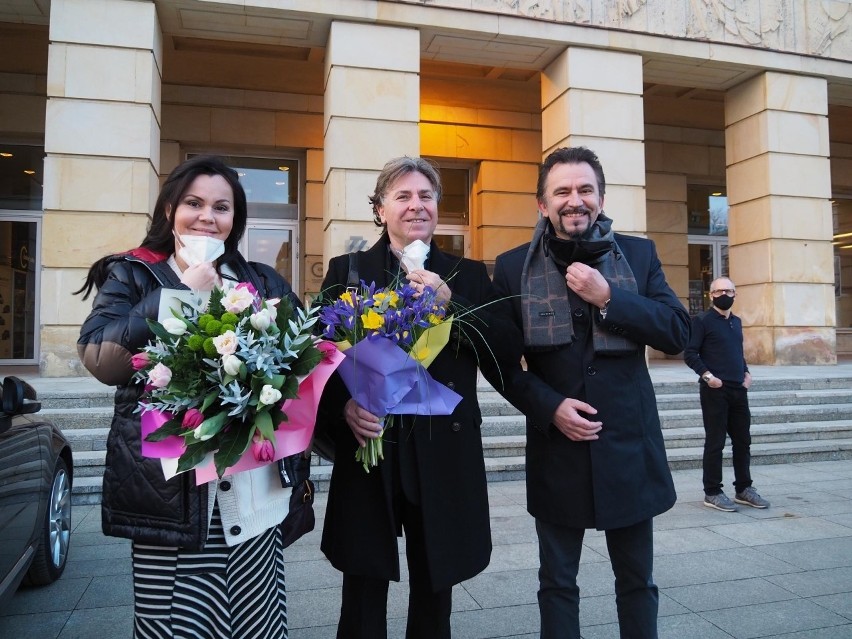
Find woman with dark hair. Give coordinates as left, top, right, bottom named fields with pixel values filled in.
left=77, top=155, right=297, bottom=638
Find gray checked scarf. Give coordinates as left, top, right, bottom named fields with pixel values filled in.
left=521, top=213, right=639, bottom=353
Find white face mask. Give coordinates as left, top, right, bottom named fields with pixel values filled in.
left=176, top=233, right=226, bottom=267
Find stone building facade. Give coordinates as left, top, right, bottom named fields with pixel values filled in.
left=0, top=0, right=851, bottom=375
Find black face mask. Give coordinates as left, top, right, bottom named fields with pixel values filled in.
left=712, top=295, right=734, bottom=311
left=544, top=233, right=612, bottom=269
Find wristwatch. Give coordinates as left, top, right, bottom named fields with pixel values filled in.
left=701, top=372, right=713, bottom=382
left=599, top=298, right=611, bottom=320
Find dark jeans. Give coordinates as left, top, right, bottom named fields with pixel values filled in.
left=700, top=383, right=752, bottom=495
left=536, top=518, right=658, bottom=639
left=336, top=498, right=451, bottom=639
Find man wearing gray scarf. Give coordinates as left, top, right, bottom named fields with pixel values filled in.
left=493, top=147, right=690, bottom=639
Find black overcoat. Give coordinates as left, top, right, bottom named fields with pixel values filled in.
left=318, top=235, right=521, bottom=590
left=493, top=233, right=690, bottom=530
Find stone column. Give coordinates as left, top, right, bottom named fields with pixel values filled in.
left=725, top=72, right=834, bottom=365
left=540, top=47, right=646, bottom=234
left=323, top=21, right=420, bottom=262
left=41, top=0, right=162, bottom=376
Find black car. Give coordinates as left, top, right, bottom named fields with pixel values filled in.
left=0, top=376, right=73, bottom=607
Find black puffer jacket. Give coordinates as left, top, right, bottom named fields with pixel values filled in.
left=78, top=253, right=299, bottom=549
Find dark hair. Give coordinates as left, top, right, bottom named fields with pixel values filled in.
left=536, top=146, right=606, bottom=200
left=75, top=155, right=248, bottom=299
left=368, top=156, right=442, bottom=227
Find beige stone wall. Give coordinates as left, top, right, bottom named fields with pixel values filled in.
left=41, top=0, right=163, bottom=376
left=393, top=0, right=852, bottom=60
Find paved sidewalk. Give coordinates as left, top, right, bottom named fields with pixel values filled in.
left=2, top=459, right=852, bottom=638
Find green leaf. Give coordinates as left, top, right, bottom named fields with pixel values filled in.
left=213, top=423, right=255, bottom=478
left=291, top=345, right=322, bottom=376
left=176, top=439, right=215, bottom=475
left=143, top=418, right=184, bottom=442
left=254, top=410, right=275, bottom=442
left=194, top=411, right=229, bottom=441
left=201, top=390, right=219, bottom=413
left=279, top=373, right=299, bottom=400
left=270, top=405, right=287, bottom=425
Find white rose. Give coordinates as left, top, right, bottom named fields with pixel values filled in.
left=264, top=298, right=280, bottom=320
left=222, top=287, right=255, bottom=313
left=258, top=384, right=282, bottom=406
left=222, top=354, right=241, bottom=376
left=250, top=308, right=273, bottom=331
left=162, top=317, right=187, bottom=336
left=213, top=330, right=238, bottom=356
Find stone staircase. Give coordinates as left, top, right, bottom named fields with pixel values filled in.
left=33, top=373, right=852, bottom=505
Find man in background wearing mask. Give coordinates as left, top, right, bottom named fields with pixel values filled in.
left=684, top=277, right=770, bottom=512
left=493, top=146, right=691, bottom=639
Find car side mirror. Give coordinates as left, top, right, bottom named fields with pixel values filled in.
left=1, top=376, right=41, bottom=415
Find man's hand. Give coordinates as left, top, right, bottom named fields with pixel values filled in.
left=407, top=268, right=451, bottom=306
left=343, top=399, right=383, bottom=447
left=743, top=371, right=752, bottom=390
left=552, top=398, right=603, bottom=441
left=565, top=262, right=611, bottom=309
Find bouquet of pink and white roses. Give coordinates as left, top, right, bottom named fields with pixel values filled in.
left=134, top=282, right=342, bottom=482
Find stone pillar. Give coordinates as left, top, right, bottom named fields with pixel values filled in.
left=725, top=72, right=835, bottom=365
left=540, top=47, right=646, bottom=235
left=323, top=21, right=420, bottom=263
left=41, top=0, right=161, bottom=376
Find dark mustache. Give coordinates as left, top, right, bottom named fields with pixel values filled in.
left=559, top=206, right=592, bottom=216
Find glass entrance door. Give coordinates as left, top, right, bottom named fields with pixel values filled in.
left=687, top=236, right=728, bottom=315
left=0, top=215, right=40, bottom=363
left=240, top=222, right=299, bottom=291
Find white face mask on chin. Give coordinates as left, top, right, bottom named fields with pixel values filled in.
left=176, top=233, right=226, bottom=267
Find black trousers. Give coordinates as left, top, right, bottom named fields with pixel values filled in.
left=699, top=383, right=752, bottom=495
left=336, top=492, right=451, bottom=639
left=536, top=518, right=658, bottom=639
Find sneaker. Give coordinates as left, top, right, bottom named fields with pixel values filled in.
left=735, top=487, right=770, bottom=509
left=704, top=492, right=738, bottom=512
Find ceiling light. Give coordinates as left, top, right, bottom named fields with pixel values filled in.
left=711, top=192, right=722, bottom=196
left=0, top=152, right=12, bottom=158
left=23, top=169, right=35, bottom=175
left=278, top=166, right=289, bottom=172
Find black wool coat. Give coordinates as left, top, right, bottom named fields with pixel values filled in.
left=493, top=233, right=690, bottom=530
left=317, top=235, right=521, bottom=590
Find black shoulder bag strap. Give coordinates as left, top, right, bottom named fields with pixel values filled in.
left=346, top=252, right=360, bottom=292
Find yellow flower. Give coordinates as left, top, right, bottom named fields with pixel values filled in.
left=427, top=313, right=443, bottom=326
left=340, top=291, right=354, bottom=306
left=362, top=309, right=384, bottom=329
left=373, top=290, right=400, bottom=308
left=412, top=345, right=430, bottom=362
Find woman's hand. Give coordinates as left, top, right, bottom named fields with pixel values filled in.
left=179, top=262, right=220, bottom=291
left=343, top=399, right=383, bottom=447
left=406, top=268, right=451, bottom=306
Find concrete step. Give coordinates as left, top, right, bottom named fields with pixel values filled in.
left=64, top=427, right=109, bottom=452
left=41, top=406, right=113, bottom=430
left=661, top=403, right=852, bottom=429
left=665, top=438, right=852, bottom=470
left=655, top=388, right=852, bottom=411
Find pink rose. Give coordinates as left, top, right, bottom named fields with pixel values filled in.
left=131, top=352, right=150, bottom=370
left=236, top=282, right=258, bottom=297
left=252, top=435, right=274, bottom=463
left=181, top=408, right=204, bottom=430
left=316, top=339, right=337, bottom=363
left=147, top=363, right=172, bottom=388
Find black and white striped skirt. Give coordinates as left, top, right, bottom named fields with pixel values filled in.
left=131, top=506, right=288, bottom=639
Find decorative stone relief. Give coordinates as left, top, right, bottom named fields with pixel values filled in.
left=394, top=0, right=852, bottom=60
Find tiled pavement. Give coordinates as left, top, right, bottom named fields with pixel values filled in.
left=3, top=459, right=852, bottom=639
